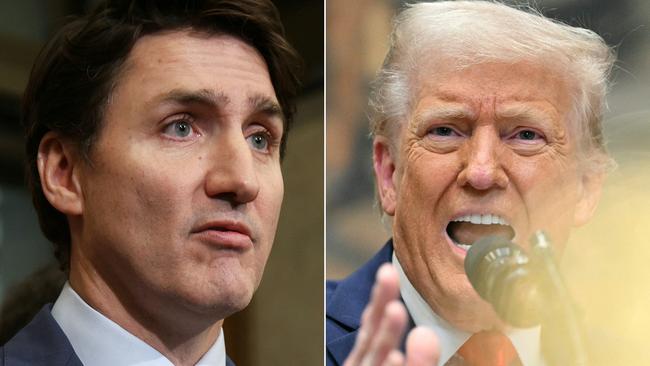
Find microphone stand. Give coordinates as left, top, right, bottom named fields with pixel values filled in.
left=530, top=231, right=588, bottom=366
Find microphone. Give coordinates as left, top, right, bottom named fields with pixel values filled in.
left=464, top=232, right=588, bottom=365
left=464, top=235, right=544, bottom=327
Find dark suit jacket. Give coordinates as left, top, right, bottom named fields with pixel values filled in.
left=1, top=304, right=236, bottom=366
left=1, top=304, right=82, bottom=366
left=326, top=241, right=396, bottom=366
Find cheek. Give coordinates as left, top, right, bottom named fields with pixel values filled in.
left=243, top=169, right=283, bottom=286
left=85, top=153, right=198, bottom=244
left=129, top=161, right=196, bottom=226
left=511, top=149, right=577, bottom=197
left=133, top=171, right=194, bottom=224
left=256, top=167, right=284, bottom=243
left=515, top=157, right=581, bottom=238
left=268, top=170, right=284, bottom=215
left=393, top=153, right=456, bottom=252
left=398, top=152, right=456, bottom=210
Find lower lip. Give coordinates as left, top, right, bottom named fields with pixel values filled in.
left=445, top=233, right=470, bottom=258
left=193, top=230, right=253, bottom=250
left=446, top=233, right=523, bottom=259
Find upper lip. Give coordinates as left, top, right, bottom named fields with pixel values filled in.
left=191, top=219, right=252, bottom=238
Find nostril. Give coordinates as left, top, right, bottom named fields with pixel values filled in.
left=214, top=186, right=258, bottom=207
left=214, top=192, right=238, bottom=207
left=458, top=160, right=508, bottom=190
left=468, top=166, right=497, bottom=190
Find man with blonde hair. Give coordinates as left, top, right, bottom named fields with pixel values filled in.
left=327, top=1, right=615, bottom=365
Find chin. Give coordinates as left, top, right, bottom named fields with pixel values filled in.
left=175, top=279, right=256, bottom=319
left=440, top=281, right=503, bottom=332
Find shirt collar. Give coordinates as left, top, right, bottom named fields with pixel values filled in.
left=393, top=253, right=544, bottom=366
left=51, top=282, right=226, bottom=366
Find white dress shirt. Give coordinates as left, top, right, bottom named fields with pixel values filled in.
left=393, top=254, right=545, bottom=366
left=51, top=282, right=226, bottom=366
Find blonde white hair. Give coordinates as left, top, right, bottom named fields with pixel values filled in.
left=369, top=0, right=616, bottom=172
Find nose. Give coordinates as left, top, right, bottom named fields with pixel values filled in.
left=204, top=130, right=259, bottom=205
left=456, top=127, right=509, bottom=190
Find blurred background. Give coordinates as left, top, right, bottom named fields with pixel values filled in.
left=0, top=1, right=323, bottom=365
left=327, top=0, right=649, bottom=364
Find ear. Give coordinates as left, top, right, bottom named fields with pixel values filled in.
left=38, top=132, right=84, bottom=216
left=373, top=136, right=399, bottom=216
left=573, top=170, right=605, bottom=227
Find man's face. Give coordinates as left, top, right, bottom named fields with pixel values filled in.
left=374, top=62, right=602, bottom=331
left=74, top=31, right=284, bottom=318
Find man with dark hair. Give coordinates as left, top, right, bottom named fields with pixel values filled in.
left=1, top=1, right=301, bottom=365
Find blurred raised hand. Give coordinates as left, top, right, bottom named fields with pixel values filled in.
left=343, top=264, right=440, bottom=366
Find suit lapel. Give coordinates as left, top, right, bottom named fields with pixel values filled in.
left=226, top=355, right=236, bottom=366
left=2, top=305, right=82, bottom=366
left=326, top=330, right=361, bottom=365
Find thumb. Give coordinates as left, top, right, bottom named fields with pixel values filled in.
left=405, top=327, right=440, bottom=366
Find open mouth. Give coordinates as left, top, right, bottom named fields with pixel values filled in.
left=446, top=214, right=515, bottom=251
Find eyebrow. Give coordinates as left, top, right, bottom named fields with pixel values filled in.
left=152, top=88, right=230, bottom=108
left=496, top=104, right=557, bottom=127
left=150, top=88, right=284, bottom=121
left=247, top=94, right=284, bottom=121
left=413, top=104, right=478, bottom=125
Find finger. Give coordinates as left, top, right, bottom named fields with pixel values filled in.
left=405, top=327, right=440, bottom=366
left=382, top=350, right=405, bottom=366
left=345, top=264, right=401, bottom=365
left=364, top=300, right=408, bottom=366
left=367, top=264, right=401, bottom=326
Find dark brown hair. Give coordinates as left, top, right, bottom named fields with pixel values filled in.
left=23, top=0, right=302, bottom=271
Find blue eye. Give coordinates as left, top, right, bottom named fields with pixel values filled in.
left=516, top=130, right=540, bottom=140
left=164, top=120, right=193, bottom=138
left=247, top=133, right=269, bottom=151
left=432, top=126, right=455, bottom=136
left=428, top=126, right=462, bottom=139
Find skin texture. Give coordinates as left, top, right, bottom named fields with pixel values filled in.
left=373, top=61, right=603, bottom=334
left=38, top=31, right=284, bottom=364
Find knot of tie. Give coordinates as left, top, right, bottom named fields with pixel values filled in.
left=455, top=330, right=522, bottom=366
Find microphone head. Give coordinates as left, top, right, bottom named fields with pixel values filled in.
left=464, top=235, right=519, bottom=283
left=465, top=235, right=543, bottom=327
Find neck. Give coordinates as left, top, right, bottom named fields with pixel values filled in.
left=68, top=252, right=223, bottom=365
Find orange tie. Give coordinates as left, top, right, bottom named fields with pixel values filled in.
left=456, top=331, right=522, bottom=366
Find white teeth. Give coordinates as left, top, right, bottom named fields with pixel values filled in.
left=452, top=214, right=509, bottom=226
left=455, top=243, right=471, bottom=251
